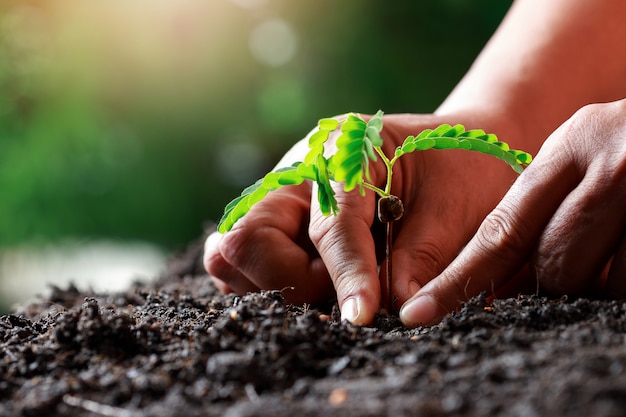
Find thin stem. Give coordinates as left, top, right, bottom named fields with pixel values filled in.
left=388, top=154, right=400, bottom=166
left=374, top=145, right=398, bottom=312
left=374, top=145, right=391, bottom=165
left=374, top=146, right=396, bottom=195
left=385, top=221, right=393, bottom=312
left=362, top=182, right=388, bottom=197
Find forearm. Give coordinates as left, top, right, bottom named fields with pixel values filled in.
left=436, top=0, right=626, bottom=154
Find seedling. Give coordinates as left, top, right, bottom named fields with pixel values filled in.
left=217, top=111, right=532, bottom=311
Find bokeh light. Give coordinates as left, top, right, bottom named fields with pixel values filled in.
left=249, top=18, right=298, bottom=67
left=0, top=0, right=513, bottom=311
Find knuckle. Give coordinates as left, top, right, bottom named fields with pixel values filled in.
left=308, top=197, right=367, bottom=249
left=475, top=205, right=529, bottom=261
left=307, top=213, right=333, bottom=246
left=219, top=224, right=262, bottom=268
left=557, top=101, right=626, bottom=169
left=307, top=216, right=377, bottom=301
left=570, top=102, right=609, bottom=127
left=556, top=103, right=604, bottom=151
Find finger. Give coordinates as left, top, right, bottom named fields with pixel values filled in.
left=206, top=189, right=335, bottom=305
left=400, top=143, right=580, bottom=327
left=536, top=114, right=626, bottom=294
left=606, top=235, right=626, bottom=298
left=389, top=178, right=478, bottom=309
left=534, top=171, right=626, bottom=295
left=309, top=183, right=380, bottom=325
left=221, top=224, right=334, bottom=305
left=390, top=149, right=519, bottom=309
left=389, top=149, right=520, bottom=308
left=204, top=231, right=260, bottom=295
left=212, top=277, right=238, bottom=295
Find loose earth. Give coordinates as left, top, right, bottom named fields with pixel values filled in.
left=2, top=240, right=626, bottom=417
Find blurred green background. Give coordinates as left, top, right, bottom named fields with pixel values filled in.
left=0, top=0, right=512, bottom=311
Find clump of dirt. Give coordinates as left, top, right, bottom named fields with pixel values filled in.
left=1, top=240, right=626, bottom=417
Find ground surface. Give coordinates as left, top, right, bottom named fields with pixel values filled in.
left=2, top=240, right=626, bottom=417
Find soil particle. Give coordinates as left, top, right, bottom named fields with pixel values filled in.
left=1, top=241, right=626, bottom=417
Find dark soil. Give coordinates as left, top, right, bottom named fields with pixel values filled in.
left=2, top=238, right=626, bottom=417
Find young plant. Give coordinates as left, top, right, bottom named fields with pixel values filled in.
left=217, top=111, right=532, bottom=311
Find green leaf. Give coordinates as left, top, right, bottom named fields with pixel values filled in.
left=318, top=117, right=339, bottom=131
left=494, top=141, right=510, bottom=151
left=510, top=150, right=533, bottom=164
left=430, top=124, right=453, bottom=137
left=262, top=167, right=307, bottom=188
left=305, top=143, right=324, bottom=166
left=366, top=110, right=384, bottom=146
left=366, top=126, right=383, bottom=148
left=363, top=138, right=377, bottom=163
left=414, top=129, right=433, bottom=140
left=399, top=139, right=416, bottom=154
left=441, top=124, right=465, bottom=138
left=332, top=111, right=385, bottom=193
left=217, top=164, right=310, bottom=233
left=308, top=129, right=330, bottom=148
left=368, top=110, right=384, bottom=131
left=432, top=137, right=462, bottom=149
left=218, top=112, right=533, bottom=237
left=397, top=124, right=533, bottom=174
left=304, top=117, right=342, bottom=166
left=296, top=161, right=318, bottom=181
left=313, top=154, right=338, bottom=216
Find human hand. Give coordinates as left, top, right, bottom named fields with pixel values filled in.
left=400, top=99, right=626, bottom=327
left=205, top=111, right=526, bottom=325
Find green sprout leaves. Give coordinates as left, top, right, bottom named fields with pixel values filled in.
left=217, top=111, right=533, bottom=233
left=332, top=111, right=384, bottom=194
left=395, top=124, right=532, bottom=174
left=217, top=164, right=311, bottom=233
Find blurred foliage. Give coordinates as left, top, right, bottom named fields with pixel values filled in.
left=0, top=0, right=512, bottom=250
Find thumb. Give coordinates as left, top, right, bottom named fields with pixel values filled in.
left=399, top=147, right=577, bottom=327
left=308, top=184, right=381, bottom=325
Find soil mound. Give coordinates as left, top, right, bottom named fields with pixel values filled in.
left=2, top=241, right=626, bottom=416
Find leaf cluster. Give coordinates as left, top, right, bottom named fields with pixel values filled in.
left=217, top=111, right=532, bottom=233
left=395, top=123, right=531, bottom=174
left=217, top=111, right=384, bottom=233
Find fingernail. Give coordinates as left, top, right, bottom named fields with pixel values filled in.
left=400, top=295, right=438, bottom=327
left=341, top=298, right=361, bottom=323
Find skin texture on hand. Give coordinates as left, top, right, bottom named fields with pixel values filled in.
left=205, top=112, right=523, bottom=325
left=400, top=99, right=626, bottom=326
left=397, top=0, right=626, bottom=326
left=205, top=0, right=626, bottom=327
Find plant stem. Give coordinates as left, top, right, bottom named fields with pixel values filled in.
left=368, top=146, right=404, bottom=313
left=374, top=146, right=395, bottom=195
left=362, top=182, right=388, bottom=196
left=377, top=195, right=404, bottom=312
left=385, top=221, right=393, bottom=312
